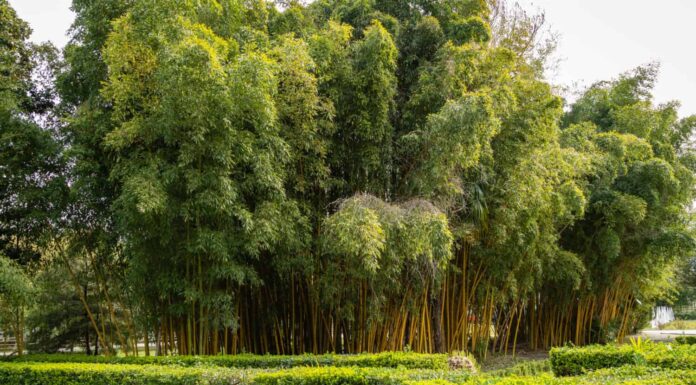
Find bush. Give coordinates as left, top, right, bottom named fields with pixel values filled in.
left=549, top=343, right=696, bottom=376
left=642, top=343, right=696, bottom=370
left=675, top=336, right=696, bottom=345
left=409, top=366, right=695, bottom=385
left=5, top=351, right=460, bottom=370
left=549, top=345, right=644, bottom=376
left=0, top=361, right=691, bottom=385
left=485, top=359, right=551, bottom=377
left=254, top=366, right=472, bottom=385
left=0, top=363, right=470, bottom=385
left=0, top=362, right=250, bottom=385
left=674, top=309, right=696, bottom=320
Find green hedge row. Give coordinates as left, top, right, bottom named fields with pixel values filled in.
left=675, top=336, right=696, bottom=345
left=0, top=363, right=470, bottom=385
left=410, top=367, right=696, bottom=385
left=5, top=351, right=454, bottom=370
left=253, top=366, right=473, bottom=385
left=484, top=359, right=552, bottom=377
left=1, top=362, right=691, bottom=385
left=549, top=343, right=696, bottom=376
left=0, top=362, right=249, bottom=385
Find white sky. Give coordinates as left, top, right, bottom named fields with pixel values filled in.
left=9, top=0, right=696, bottom=117
left=517, top=0, right=696, bottom=117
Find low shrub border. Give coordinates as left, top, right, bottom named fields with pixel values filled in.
left=410, top=366, right=696, bottom=385
left=0, top=362, right=250, bottom=385
left=549, top=345, right=644, bottom=376
left=0, top=362, right=692, bottom=385
left=0, top=363, right=470, bottom=385
left=549, top=343, right=696, bottom=376
left=253, top=366, right=473, bottom=385
left=4, top=351, right=456, bottom=370
left=675, top=336, right=696, bottom=345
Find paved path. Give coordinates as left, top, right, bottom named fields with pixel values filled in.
left=639, top=329, right=696, bottom=342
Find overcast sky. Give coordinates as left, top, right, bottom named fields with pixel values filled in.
left=9, top=0, right=696, bottom=117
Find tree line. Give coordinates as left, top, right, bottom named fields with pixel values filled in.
left=1, top=0, right=695, bottom=356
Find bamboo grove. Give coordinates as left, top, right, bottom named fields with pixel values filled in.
left=1, top=0, right=695, bottom=356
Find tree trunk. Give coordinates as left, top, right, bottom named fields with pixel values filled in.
left=432, top=294, right=444, bottom=353
left=85, top=326, right=92, bottom=355
left=156, top=326, right=162, bottom=356
left=85, top=285, right=92, bottom=355
left=14, top=308, right=24, bottom=356
left=144, top=327, right=150, bottom=356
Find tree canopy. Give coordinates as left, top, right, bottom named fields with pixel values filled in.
left=0, top=0, right=694, bottom=356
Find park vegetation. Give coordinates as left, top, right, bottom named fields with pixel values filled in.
left=1, top=343, right=695, bottom=384
left=1, top=0, right=695, bottom=358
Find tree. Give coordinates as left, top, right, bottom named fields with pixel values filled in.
left=560, top=65, right=696, bottom=341
left=0, top=254, right=33, bottom=355
left=0, top=0, right=66, bottom=265
left=3, top=0, right=694, bottom=356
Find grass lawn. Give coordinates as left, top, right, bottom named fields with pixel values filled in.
left=658, top=319, right=696, bottom=330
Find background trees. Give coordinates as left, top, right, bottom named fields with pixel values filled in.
left=0, top=0, right=694, bottom=356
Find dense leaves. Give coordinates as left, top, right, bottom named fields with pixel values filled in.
left=0, top=0, right=694, bottom=356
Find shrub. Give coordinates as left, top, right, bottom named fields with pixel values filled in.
left=408, top=366, right=695, bottom=385
left=253, top=367, right=474, bottom=385
left=549, top=345, right=644, bottom=376
left=0, top=363, right=471, bottom=385
left=6, top=351, right=461, bottom=370
left=642, top=343, right=696, bottom=370
left=565, top=366, right=696, bottom=385
left=485, top=359, right=551, bottom=377
left=675, top=336, right=696, bottom=345
left=0, top=362, right=250, bottom=385
left=0, top=361, right=691, bottom=385
left=674, top=309, right=696, bottom=321
left=549, top=343, right=696, bottom=376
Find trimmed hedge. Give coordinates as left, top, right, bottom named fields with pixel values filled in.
left=0, top=363, right=470, bottom=385
left=642, top=343, right=696, bottom=371
left=409, top=366, right=696, bottom=385
left=4, top=351, right=454, bottom=370
left=1, top=362, right=692, bottom=385
left=675, top=336, right=696, bottom=345
left=0, top=362, right=250, bottom=385
left=550, top=343, right=696, bottom=376
left=254, top=366, right=473, bottom=385
left=549, top=345, right=644, bottom=376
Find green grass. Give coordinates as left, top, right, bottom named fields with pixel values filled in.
left=658, top=320, right=696, bottom=330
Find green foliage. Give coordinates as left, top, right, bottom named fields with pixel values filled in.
left=253, top=366, right=473, bottom=385
left=411, top=366, right=696, bottom=385
left=484, top=359, right=551, bottom=377
left=559, top=65, right=696, bottom=340
left=2, top=0, right=696, bottom=358
left=5, top=352, right=456, bottom=370
left=549, top=343, right=696, bottom=376
left=320, top=195, right=452, bottom=322
left=0, top=0, right=66, bottom=264
left=0, top=254, right=34, bottom=314
left=549, top=345, right=645, bottom=376
left=0, top=362, right=475, bottom=385
left=0, top=254, right=33, bottom=354
left=0, top=362, right=249, bottom=385
left=675, top=336, right=696, bottom=345
left=1, top=361, right=692, bottom=385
